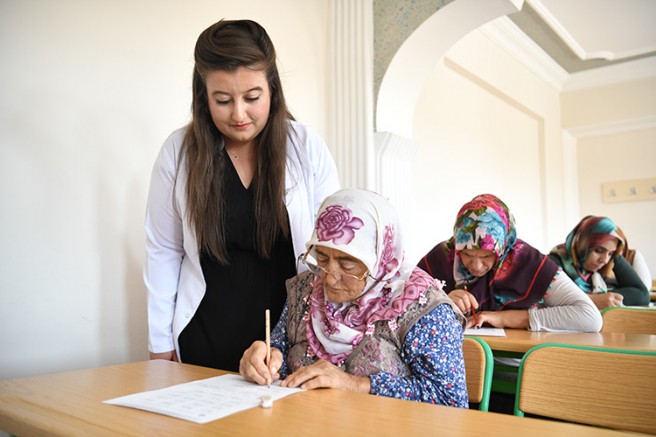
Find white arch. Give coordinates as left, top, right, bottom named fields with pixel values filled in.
left=375, top=0, right=524, bottom=138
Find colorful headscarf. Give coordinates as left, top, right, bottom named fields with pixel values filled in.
left=419, top=194, right=557, bottom=311
left=305, top=188, right=439, bottom=365
left=452, top=194, right=517, bottom=283
left=549, top=215, right=624, bottom=293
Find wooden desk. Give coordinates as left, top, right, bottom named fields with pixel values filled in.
left=468, top=329, right=656, bottom=353
left=0, top=360, right=641, bottom=436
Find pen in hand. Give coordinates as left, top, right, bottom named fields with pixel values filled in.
left=471, top=306, right=479, bottom=327
left=265, top=309, right=271, bottom=388
left=464, top=284, right=479, bottom=328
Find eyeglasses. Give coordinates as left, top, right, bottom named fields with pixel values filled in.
left=299, top=251, right=369, bottom=286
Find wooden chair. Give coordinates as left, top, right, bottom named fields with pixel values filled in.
left=601, top=307, right=656, bottom=334
left=463, top=337, right=493, bottom=411
left=514, top=343, right=656, bottom=434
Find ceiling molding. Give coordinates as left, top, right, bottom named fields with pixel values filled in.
left=480, top=16, right=656, bottom=93
left=527, top=0, right=656, bottom=62
left=527, top=0, right=607, bottom=61
left=562, top=56, right=656, bottom=91
left=565, top=115, right=656, bottom=139
left=479, top=16, right=568, bottom=91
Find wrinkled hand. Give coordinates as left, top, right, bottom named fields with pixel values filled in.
left=588, top=292, right=623, bottom=310
left=150, top=350, right=179, bottom=362
left=239, top=341, right=282, bottom=386
left=448, top=288, right=479, bottom=315
left=280, top=359, right=370, bottom=393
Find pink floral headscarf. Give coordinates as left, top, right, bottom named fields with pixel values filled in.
left=304, top=188, right=437, bottom=365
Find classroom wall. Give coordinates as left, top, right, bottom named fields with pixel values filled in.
left=0, top=0, right=329, bottom=379
left=406, top=26, right=565, bottom=264
left=2, top=0, right=653, bottom=382
left=562, top=77, right=656, bottom=281
left=403, top=21, right=655, bottom=280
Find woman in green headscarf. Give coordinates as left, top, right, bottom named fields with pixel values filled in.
left=548, top=215, right=649, bottom=310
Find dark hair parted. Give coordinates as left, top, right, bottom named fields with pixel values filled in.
left=181, top=19, right=293, bottom=263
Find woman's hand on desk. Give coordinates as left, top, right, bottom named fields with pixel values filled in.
left=239, top=341, right=282, bottom=385
left=465, top=309, right=529, bottom=330
left=448, top=289, right=479, bottom=315
left=280, top=359, right=371, bottom=393
left=149, top=350, right=179, bottom=362
left=588, top=292, right=623, bottom=310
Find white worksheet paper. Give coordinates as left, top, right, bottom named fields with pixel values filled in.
left=103, top=374, right=303, bottom=424
left=464, top=327, right=506, bottom=336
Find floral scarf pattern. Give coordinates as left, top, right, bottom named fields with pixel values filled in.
left=419, top=194, right=557, bottom=311
left=305, top=188, right=436, bottom=365
left=451, top=194, right=517, bottom=284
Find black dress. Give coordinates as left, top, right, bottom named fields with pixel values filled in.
left=178, top=155, right=296, bottom=372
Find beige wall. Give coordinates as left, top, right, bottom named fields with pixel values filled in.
left=0, top=0, right=329, bottom=379
left=562, top=79, right=656, bottom=282
left=406, top=27, right=565, bottom=263
left=405, top=24, right=655, bottom=284
left=1, top=0, right=653, bottom=383
left=562, top=77, right=656, bottom=127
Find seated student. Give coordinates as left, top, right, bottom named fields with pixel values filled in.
left=417, top=194, right=602, bottom=332
left=549, top=215, right=650, bottom=310
left=616, top=227, right=653, bottom=292
left=240, top=188, right=468, bottom=407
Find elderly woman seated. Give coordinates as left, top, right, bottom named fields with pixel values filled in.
left=240, top=188, right=468, bottom=407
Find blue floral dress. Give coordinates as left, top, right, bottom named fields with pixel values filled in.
left=271, top=301, right=468, bottom=407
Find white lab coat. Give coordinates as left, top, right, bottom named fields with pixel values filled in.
left=144, top=121, right=339, bottom=355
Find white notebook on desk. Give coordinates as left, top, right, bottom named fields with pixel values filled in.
left=103, top=374, right=302, bottom=424
left=464, top=327, right=506, bottom=336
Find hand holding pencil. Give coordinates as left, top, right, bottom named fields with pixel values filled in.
left=464, top=285, right=479, bottom=327
left=238, top=309, right=282, bottom=386
left=447, top=285, right=480, bottom=328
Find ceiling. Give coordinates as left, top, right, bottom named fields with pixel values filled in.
left=508, top=0, right=656, bottom=74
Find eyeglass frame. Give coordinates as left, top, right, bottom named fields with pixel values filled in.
left=298, top=246, right=371, bottom=284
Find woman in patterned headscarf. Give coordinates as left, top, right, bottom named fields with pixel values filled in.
left=548, top=215, right=649, bottom=310
left=418, top=194, right=601, bottom=332
left=240, top=188, right=468, bottom=407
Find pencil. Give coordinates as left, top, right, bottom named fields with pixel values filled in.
left=471, top=306, right=479, bottom=326
left=464, top=284, right=479, bottom=327
left=265, top=309, right=271, bottom=387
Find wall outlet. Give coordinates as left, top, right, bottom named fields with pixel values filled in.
left=602, top=178, right=656, bottom=203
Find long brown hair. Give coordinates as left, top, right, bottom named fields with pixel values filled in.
left=181, top=19, right=293, bottom=264
left=615, top=227, right=636, bottom=265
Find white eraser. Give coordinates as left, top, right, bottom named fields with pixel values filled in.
left=260, top=395, right=273, bottom=408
